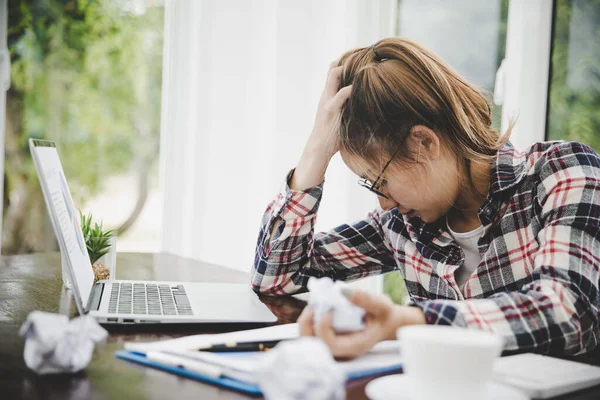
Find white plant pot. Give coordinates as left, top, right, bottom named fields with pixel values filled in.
left=94, top=235, right=117, bottom=280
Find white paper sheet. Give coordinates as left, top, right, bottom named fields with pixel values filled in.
left=124, top=323, right=300, bottom=354
left=124, top=323, right=401, bottom=385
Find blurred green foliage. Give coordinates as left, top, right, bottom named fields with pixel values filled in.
left=383, top=270, right=409, bottom=305
left=547, top=0, right=600, bottom=151
left=4, top=0, right=163, bottom=253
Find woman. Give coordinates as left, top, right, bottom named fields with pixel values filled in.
left=251, top=37, right=600, bottom=359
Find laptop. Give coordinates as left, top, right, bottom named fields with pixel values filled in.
left=29, top=139, right=277, bottom=325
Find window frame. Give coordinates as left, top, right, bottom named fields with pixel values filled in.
left=0, top=0, right=9, bottom=254
left=499, top=0, right=554, bottom=150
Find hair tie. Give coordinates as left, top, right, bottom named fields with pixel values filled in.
left=372, top=44, right=381, bottom=61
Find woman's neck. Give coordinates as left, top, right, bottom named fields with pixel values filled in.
left=447, top=159, right=492, bottom=232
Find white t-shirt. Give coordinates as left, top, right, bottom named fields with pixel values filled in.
left=446, top=219, right=484, bottom=287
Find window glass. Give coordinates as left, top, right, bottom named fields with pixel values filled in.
left=547, top=0, right=600, bottom=151
left=4, top=0, right=164, bottom=254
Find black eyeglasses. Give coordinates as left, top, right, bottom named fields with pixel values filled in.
left=357, top=143, right=404, bottom=199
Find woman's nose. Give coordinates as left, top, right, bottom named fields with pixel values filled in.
left=378, top=196, right=398, bottom=211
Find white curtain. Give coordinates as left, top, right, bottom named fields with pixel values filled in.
left=159, top=0, right=396, bottom=284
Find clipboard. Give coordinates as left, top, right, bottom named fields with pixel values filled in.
left=115, top=349, right=403, bottom=395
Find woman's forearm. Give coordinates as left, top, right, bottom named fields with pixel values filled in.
left=289, top=133, right=336, bottom=191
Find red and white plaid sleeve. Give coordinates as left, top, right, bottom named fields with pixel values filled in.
left=251, top=169, right=397, bottom=296
left=412, top=143, right=600, bottom=355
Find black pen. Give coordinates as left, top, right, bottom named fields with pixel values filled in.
left=197, top=339, right=286, bottom=352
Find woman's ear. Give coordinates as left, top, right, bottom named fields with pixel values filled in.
left=408, top=126, right=441, bottom=162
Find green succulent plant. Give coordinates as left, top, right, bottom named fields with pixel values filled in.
left=80, top=211, right=114, bottom=265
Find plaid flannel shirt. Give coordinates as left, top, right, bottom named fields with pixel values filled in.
left=252, top=141, right=600, bottom=355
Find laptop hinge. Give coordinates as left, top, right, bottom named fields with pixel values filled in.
left=86, top=282, right=105, bottom=313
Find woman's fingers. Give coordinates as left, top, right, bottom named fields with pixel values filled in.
left=332, top=329, right=380, bottom=359
left=314, top=312, right=336, bottom=344
left=325, top=66, right=344, bottom=98
left=331, top=85, right=353, bottom=111
left=328, top=59, right=340, bottom=72
left=306, top=290, right=398, bottom=359
left=347, top=290, right=392, bottom=317
left=324, top=60, right=341, bottom=96
left=314, top=312, right=379, bottom=359
left=298, top=306, right=315, bottom=337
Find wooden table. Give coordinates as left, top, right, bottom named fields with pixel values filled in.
left=1, top=252, right=599, bottom=400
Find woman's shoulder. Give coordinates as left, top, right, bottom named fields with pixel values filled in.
left=523, top=140, right=600, bottom=173
left=519, top=141, right=600, bottom=202
left=526, top=140, right=600, bottom=160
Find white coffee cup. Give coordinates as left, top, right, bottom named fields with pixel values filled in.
left=397, top=325, right=503, bottom=400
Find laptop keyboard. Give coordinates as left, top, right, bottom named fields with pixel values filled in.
left=107, top=282, right=193, bottom=316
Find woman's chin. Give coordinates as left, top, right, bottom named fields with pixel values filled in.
left=407, top=209, right=429, bottom=222
left=417, top=210, right=433, bottom=223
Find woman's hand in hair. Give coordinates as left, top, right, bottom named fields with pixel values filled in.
left=290, top=61, right=352, bottom=191
left=298, top=289, right=426, bottom=359
left=310, top=61, right=353, bottom=158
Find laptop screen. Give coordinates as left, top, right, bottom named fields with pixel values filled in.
left=29, top=139, right=94, bottom=313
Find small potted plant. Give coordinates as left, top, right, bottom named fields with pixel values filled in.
left=80, top=211, right=116, bottom=282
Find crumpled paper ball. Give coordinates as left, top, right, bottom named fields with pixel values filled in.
left=256, top=337, right=346, bottom=400
left=308, top=277, right=365, bottom=333
left=19, top=311, right=108, bottom=374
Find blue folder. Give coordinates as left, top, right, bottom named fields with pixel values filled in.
left=115, top=350, right=403, bottom=395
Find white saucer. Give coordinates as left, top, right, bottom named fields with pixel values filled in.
left=365, top=374, right=529, bottom=400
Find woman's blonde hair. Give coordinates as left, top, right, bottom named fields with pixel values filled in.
left=338, top=37, right=512, bottom=200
